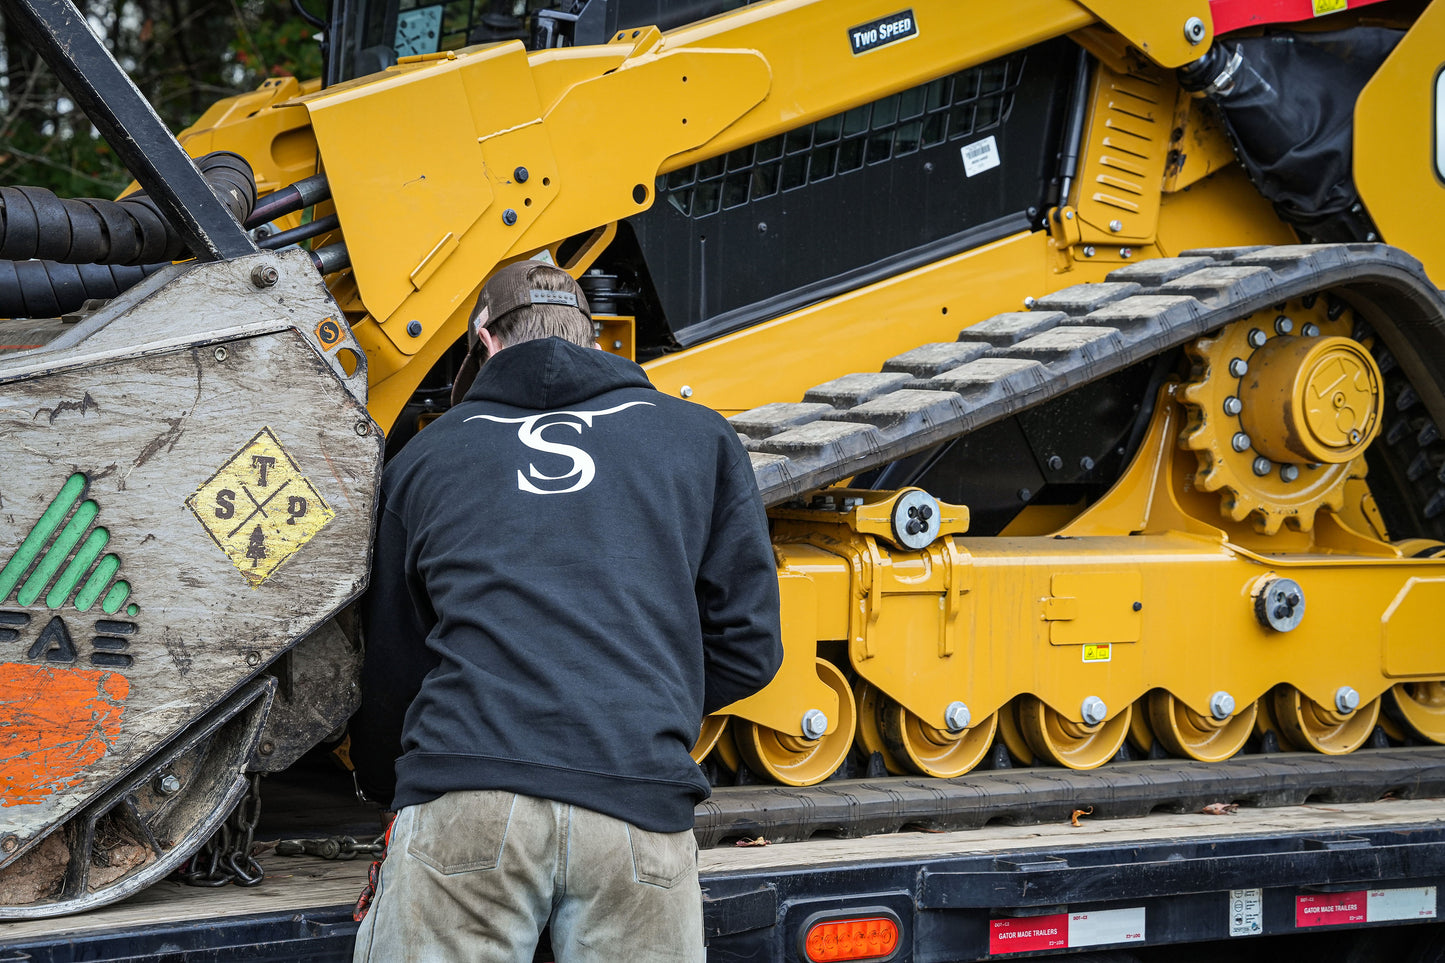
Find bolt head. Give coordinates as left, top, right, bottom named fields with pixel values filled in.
left=513, top=166, right=529, bottom=183
left=1248, top=328, right=1268, bottom=348
left=0, top=836, right=15, bottom=854
left=355, top=421, right=370, bottom=436
left=1082, top=246, right=1096, bottom=258
left=1108, top=219, right=1123, bottom=233
left=245, top=650, right=261, bottom=667
left=1281, top=464, right=1300, bottom=482
left=1023, top=296, right=1037, bottom=308
left=1064, top=210, right=1074, bottom=219
left=613, top=340, right=623, bottom=349
left=1224, top=396, right=1243, bottom=416
left=1232, top=431, right=1252, bottom=452
left=502, top=208, right=518, bottom=226
left=680, top=385, right=693, bottom=399
left=214, top=346, right=228, bottom=363
left=1252, top=456, right=1272, bottom=476
left=1048, top=455, right=1064, bottom=471
left=1080, top=696, right=1108, bottom=727
left=1229, top=358, right=1249, bottom=378
left=944, top=701, right=971, bottom=733
left=801, top=709, right=829, bottom=740
left=1349, top=429, right=1361, bottom=444
left=1275, top=315, right=1293, bottom=335
left=1184, top=16, right=1206, bottom=43
left=1335, top=686, right=1361, bottom=713
left=1209, top=691, right=1236, bottom=720
left=156, top=774, right=182, bottom=796
left=1120, top=247, right=1133, bottom=259
left=1303, top=322, right=1321, bottom=337
left=1079, top=456, right=1095, bottom=471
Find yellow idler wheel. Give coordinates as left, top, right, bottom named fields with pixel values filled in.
left=714, top=720, right=743, bottom=773
left=855, top=681, right=904, bottom=773
left=883, top=697, right=996, bottom=779
left=1127, top=696, right=1157, bottom=756
left=1387, top=682, right=1445, bottom=744
left=1270, top=685, right=1380, bottom=754
left=690, top=714, right=729, bottom=764
left=997, top=698, right=1035, bottom=766
left=735, top=659, right=856, bottom=786
left=1147, top=691, right=1257, bottom=763
left=1016, top=695, right=1131, bottom=770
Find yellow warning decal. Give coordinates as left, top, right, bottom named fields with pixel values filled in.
left=316, top=317, right=344, bottom=351
left=1082, top=643, right=1112, bottom=663
left=186, top=427, right=336, bottom=584
left=1311, top=0, right=1347, bottom=15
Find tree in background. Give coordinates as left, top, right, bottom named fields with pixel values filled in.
left=0, top=0, right=323, bottom=196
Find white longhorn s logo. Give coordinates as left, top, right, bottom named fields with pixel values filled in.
left=465, top=401, right=655, bottom=494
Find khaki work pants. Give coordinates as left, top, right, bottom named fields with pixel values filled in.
left=353, top=790, right=704, bottom=963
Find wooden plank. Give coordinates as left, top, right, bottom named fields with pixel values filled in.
left=700, top=797, right=1445, bottom=873
left=7, top=796, right=1445, bottom=945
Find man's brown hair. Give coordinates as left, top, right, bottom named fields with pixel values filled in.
left=476, top=261, right=593, bottom=349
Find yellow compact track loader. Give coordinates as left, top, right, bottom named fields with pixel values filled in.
left=2, top=0, right=1445, bottom=918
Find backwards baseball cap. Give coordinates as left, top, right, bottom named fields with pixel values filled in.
left=451, top=260, right=592, bottom=405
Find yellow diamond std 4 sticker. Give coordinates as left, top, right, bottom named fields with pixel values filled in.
left=186, top=427, right=336, bottom=584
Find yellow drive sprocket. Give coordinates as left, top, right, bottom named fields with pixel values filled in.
left=1179, top=299, right=1383, bottom=535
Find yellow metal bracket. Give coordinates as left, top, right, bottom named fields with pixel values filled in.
left=1075, top=0, right=1213, bottom=68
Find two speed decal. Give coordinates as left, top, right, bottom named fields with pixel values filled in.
left=849, top=9, right=917, bottom=56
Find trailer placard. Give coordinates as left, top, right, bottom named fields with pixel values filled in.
left=990, top=907, right=1144, bottom=955
left=1295, top=887, right=1436, bottom=927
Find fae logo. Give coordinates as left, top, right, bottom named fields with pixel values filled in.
left=467, top=401, right=655, bottom=495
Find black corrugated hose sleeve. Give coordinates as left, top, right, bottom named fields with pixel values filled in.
left=0, top=260, right=167, bottom=319
left=0, top=151, right=257, bottom=266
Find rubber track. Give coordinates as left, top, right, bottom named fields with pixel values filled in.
left=693, top=748, right=1445, bottom=846
left=737, top=243, right=1445, bottom=507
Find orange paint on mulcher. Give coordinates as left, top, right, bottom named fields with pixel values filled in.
left=0, top=663, right=128, bottom=806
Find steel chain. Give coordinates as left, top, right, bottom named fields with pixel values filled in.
left=275, top=833, right=385, bottom=860
left=175, top=773, right=266, bottom=888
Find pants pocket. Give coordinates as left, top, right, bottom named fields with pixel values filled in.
left=627, top=824, right=697, bottom=889
left=406, top=790, right=516, bottom=875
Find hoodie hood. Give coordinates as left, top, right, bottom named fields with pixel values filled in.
left=462, top=337, right=655, bottom=411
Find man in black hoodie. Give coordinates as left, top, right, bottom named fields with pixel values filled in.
left=350, top=260, right=783, bottom=962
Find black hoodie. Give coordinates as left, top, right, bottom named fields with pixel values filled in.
left=352, top=337, right=782, bottom=832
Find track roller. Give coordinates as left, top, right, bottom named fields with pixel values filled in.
left=1146, top=691, right=1256, bottom=763
left=734, top=659, right=856, bottom=786
left=1263, top=685, right=1381, bottom=754
left=1387, top=683, right=1445, bottom=745
left=1015, top=696, right=1132, bottom=770
left=855, top=682, right=997, bottom=778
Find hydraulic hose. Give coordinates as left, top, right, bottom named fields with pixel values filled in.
left=0, top=151, right=257, bottom=266
left=0, top=259, right=167, bottom=319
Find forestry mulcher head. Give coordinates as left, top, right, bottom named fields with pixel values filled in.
left=0, top=249, right=381, bottom=917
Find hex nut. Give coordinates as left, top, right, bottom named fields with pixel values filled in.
left=1209, top=691, right=1236, bottom=720
left=250, top=265, right=279, bottom=288
left=801, top=709, right=829, bottom=740
left=944, top=701, right=971, bottom=733
left=156, top=773, right=182, bottom=796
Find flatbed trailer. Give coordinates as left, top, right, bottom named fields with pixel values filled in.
left=8, top=751, right=1445, bottom=962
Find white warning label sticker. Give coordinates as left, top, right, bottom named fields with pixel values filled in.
left=1229, top=888, right=1263, bottom=937
left=962, top=135, right=1001, bottom=177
